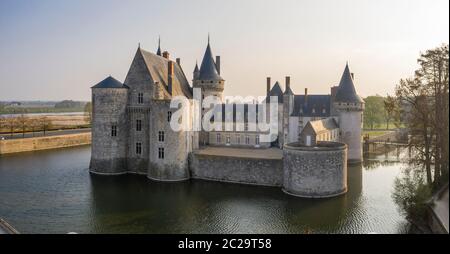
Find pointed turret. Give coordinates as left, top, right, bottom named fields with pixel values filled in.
left=334, top=63, right=363, bottom=103
left=198, top=39, right=223, bottom=81
left=193, top=61, right=200, bottom=81
left=266, top=81, right=283, bottom=103
left=156, top=37, right=162, bottom=56
left=332, top=63, right=364, bottom=163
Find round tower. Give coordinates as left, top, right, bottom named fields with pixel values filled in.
left=333, top=64, right=364, bottom=163
left=193, top=37, right=225, bottom=145
left=89, top=76, right=129, bottom=174
left=193, top=38, right=225, bottom=102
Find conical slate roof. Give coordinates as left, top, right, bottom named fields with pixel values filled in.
left=334, top=64, right=363, bottom=103
left=194, top=62, right=199, bottom=73
left=91, top=76, right=126, bottom=88
left=266, top=81, right=284, bottom=103
left=198, top=43, right=223, bottom=81
left=156, top=37, right=162, bottom=56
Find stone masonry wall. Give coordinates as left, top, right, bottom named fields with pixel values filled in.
left=189, top=153, right=283, bottom=187
left=283, top=142, right=347, bottom=198
left=0, top=133, right=91, bottom=155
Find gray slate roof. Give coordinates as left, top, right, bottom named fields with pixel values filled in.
left=302, top=117, right=338, bottom=135
left=198, top=43, right=223, bottom=81
left=139, top=48, right=192, bottom=98
left=194, top=62, right=199, bottom=73
left=266, top=82, right=284, bottom=103
left=291, top=95, right=331, bottom=117
left=335, top=64, right=363, bottom=103
left=91, top=76, right=127, bottom=89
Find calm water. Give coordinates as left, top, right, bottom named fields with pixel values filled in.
left=0, top=146, right=410, bottom=234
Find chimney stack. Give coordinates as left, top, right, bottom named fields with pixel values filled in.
left=168, top=61, right=174, bottom=94
left=215, top=56, right=221, bottom=75
left=285, top=76, right=291, bottom=91
left=266, top=77, right=271, bottom=95
left=176, top=58, right=181, bottom=66
left=162, top=51, right=170, bottom=59
left=304, top=88, right=308, bottom=105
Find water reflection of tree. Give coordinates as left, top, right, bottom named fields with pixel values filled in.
left=391, top=44, right=449, bottom=232
left=363, top=158, right=399, bottom=170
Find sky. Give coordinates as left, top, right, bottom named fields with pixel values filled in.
left=0, top=0, right=448, bottom=101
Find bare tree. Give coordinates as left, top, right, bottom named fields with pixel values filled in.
left=5, top=117, right=18, bottom=138
left=84, top=102, right=92, bottom=126
left=395, top=44, right=449, bottom=187
left=39, top=116, right=52, bottom=136
left=17, top=114, right=29, bottom=138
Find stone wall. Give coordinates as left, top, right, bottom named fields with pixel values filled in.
left=147, top=101, right=191, bottom=181
left=90, top=88, right=128, bottom=174
left=0, top=133, right=91, bottom=155
left=283, top=142, right=347, bottom=198
left=189, top=153, right=283, bottom=187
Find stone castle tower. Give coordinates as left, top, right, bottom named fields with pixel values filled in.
left=90, top=42, right=196, bottom=180
left=193, top=38, right=224, bottom=101
left=90, top=76, right=128, bottom=174
left=333, top=63, right=364, bottom=163
left=192, top=38, right=224, bottom=145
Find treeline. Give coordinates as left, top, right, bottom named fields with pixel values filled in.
left=0, top=115, right=53, bottom=137
left=363, top=95, right=400, bottom=130
left=390, top=44, right=449, bottom=226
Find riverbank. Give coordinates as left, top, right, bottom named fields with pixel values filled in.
left=427, top=183, right=449, bottom=234
left=0, top=133, right=91, bottom=155
left=0, top=218, right=19, bottom=234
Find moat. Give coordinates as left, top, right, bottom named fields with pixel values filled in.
left=0, top=145, right=411, bottom=233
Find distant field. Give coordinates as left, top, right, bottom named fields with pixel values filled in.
left=0, top=114, right=90, bottom=134
left=0, top=106, right=85, bottom=114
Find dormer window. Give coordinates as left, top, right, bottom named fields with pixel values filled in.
left=322, top=108, right=326, bottom=114
left=312, top=108, right=316, bottom=114
left=138, top=93, right=143, bottom=104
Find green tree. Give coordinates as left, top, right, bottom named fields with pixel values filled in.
left=393, top=44, right=449, bottom=226
left=384, top=95, right=399, bottom=129
left=363, top=95, right=385, bottom=130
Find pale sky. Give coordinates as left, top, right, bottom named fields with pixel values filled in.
left=0, top=0, right=448, bottom=101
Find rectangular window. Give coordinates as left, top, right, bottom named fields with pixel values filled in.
left=111, top=125, right=117, bottom=137
left=136, top=142, right=142, bottom=155
left=167, top=111, right=172, bottom=122
left=236, top=135, right=241, bottom=144
left=244, top=122, right=249, bottom=131
left=245, top=135, right=250, bottom=145
left=136, top=119, right=142, bottom=131
left=158, top=131, right=165, bottom=142
left=256, top=135, right=260, bottom=145
left=138, top=93, right=143, bottom=104
left=216, top=133, right=221, bottom=143
left=226, top=135, right=230, bottom=144
left=158, top=147, right=165, bottom=159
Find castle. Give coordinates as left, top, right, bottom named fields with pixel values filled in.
left=89, top=38, right=364, bottom=198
